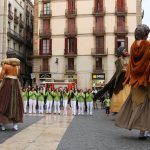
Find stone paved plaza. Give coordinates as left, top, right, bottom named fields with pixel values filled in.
left=1, top=108, right=150, bottom=150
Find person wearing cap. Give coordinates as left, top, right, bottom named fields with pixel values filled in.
left=115, top=24, right=150, bottom=139
left=0, top=58, right=23, bottom=131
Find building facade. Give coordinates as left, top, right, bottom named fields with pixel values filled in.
left=0, top=0, right=34, bottom=86
left=33, top=0, right=142, bottom=89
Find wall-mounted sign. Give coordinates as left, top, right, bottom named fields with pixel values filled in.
left=92, top=74, right=105, bottom=80
left=92, top=73, right=105, bottom=87
left=39, top=73, right=51, bottom=79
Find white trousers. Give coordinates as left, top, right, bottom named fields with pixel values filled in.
left=23, top=100, right=28, bottom=113
left=29, top=99, right=36, bottom=113
left=46, top=101, right=53, bottom=113
left=63, top=100, right=68, bottom=115
left=87, top=102, right=93, bottom=115
left=78, top=102, right=84, bottom=115
left=71, top=100, right=76, bottom=115
left=54, top=101, right=60, bottom=114
left=38, top=101, right=44, bottom=113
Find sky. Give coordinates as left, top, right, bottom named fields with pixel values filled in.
left=142, top=0, right=150, bottom=39
left=142, top=0, right=150, bottom=26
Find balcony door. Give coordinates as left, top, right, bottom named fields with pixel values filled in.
left=95, top=0, right=103, bottom=12
left=40, top=39, right=52, bottom=55
left=43, top=3, right=50, bottom=15
left=96, top=17, right=104, bottom=32
left=117, top=16, right=125, bottom=32
left=96, top=37, right=104, bottom=54
left=42, top=58, right=49, bottom=72
left=117, top=0, right=125, bottom=11
left=68, top=0, right=75, bottom=11
left=68, top=58, right=74, bottom=70
left=96, top=57, right=102, bottom=71
left=43, top=19, right=50, bottom=33
left=68, top=19, right=75, bottom=33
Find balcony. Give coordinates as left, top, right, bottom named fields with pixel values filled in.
left=92, top=7, right=106, bottom=16
left=19, top=19, right=24, bottom=28
left=64, top=49, right=77, bottom=57
left=14, top=15, right=19, bottom=24
left=7, top=47, right=25, bottom=60
left=91, top=48, right=107, bottom=56
left=7, top=28, right=24, bottom=44
left=40, top=65, right=50, bottom=73
left=8, top=11, right=13, bottom=20
left=114, top=26, right=128, bottom=35
left=64, top=28, right=77, bottom=37
left=65, top=65, right=76, bottom=75
left=65, top=9, right=77, bottom=18
left=39, top=29, right=51, bottom=38
left=39, top=49, right=52, bottom=57
left=40, top=10, right=52, bottom=18
left=93, top=65, right=103, bottom=73
left=93, top=27, right=105, bottom=36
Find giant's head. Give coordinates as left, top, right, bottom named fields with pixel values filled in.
left=134, top=24, right=150, bottom=40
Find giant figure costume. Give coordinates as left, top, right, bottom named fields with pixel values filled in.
left=115, top=24, right=150, bottom=137
left=95, top=46, right=130, bottom=113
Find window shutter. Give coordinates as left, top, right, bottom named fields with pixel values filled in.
left=74, top=37, right=77, bottom=53
left=50, top=39, right=52, bottom=54
left=125, top=37, right=128, bottom=52
left=65, top=38, right=68, bottom=54
left=39, top=39, right=43, bottom=55
left=115, top=36, right=118, bottom=54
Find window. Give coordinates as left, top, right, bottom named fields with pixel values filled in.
left=68, top=19, right=75, bottom=33
left=65, top=38, right=77, bottom=53
left=43, top=19, right=50, bottom=33
left=95, top=0, right=103, bottom=12
left=96, top=57, right=102, bottom=70
left=117, top=16, right=125, bottom=31
left=8, top=3, right=11, bottom=11
left=96, top=17, right=104, bottom=32
left=96, top=37, right=104, bottom=53
left=115, top=36, right=128, bottom=52
left=117, top=0, right=125, bottom=11
left=43, top=3, right=50, bottom=14
left=68, top=58, right=74, bottom=70
left=68, top=0, right=75, bottom=11
left=43, top=39, right=49, bottom=54
left=42, top=59, right=49, bottom=72
left=40, top=39, right=52, bottom=55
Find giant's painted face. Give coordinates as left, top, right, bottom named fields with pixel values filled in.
left=122, top=49, right=128, bottom=57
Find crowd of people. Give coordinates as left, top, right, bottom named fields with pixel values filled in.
left=22, top=86, right=98, bottom=116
